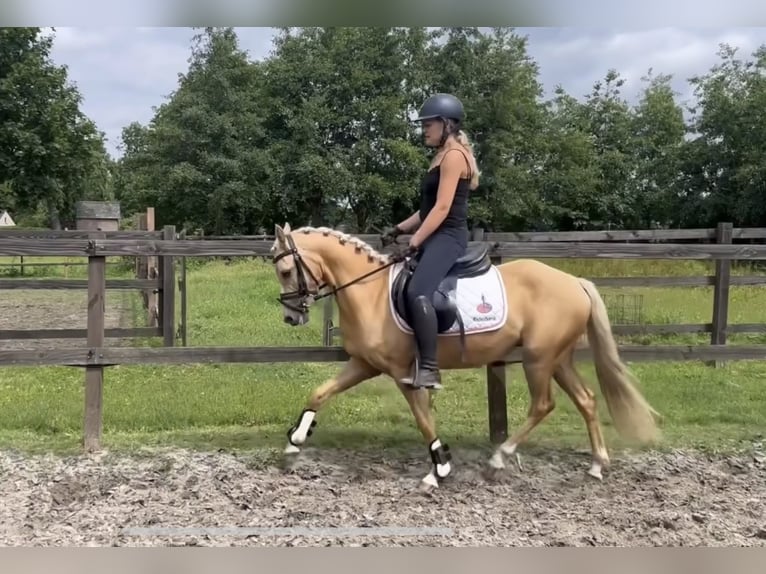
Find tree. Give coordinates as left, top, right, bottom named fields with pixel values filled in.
left=536, top=86, right=602, bottom=230
left=420, top=27, right=551, bottom=231
left=114, top=27, right=275, bottom=233
left=0, top=27, right=112, bottom=228
left=630, top=69, right=686, bottom=227
left=262, top=27, right=430, bottom=231
left=683, top=43, right=766, bottom=227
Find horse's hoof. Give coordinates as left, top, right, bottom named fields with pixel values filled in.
left=482, top=464, right=505, bottom=482
left=418, top=472, right=439, bottom=494
left=280, top=446, right=301, bottom=472
left=418, top=481, right=437, bottom=495
left=586, top=461, right=603, bottom=481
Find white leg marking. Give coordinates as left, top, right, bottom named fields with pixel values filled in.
left=587, top=460, right=603, bottom=480
left=501, top=443, right=517, bottom=456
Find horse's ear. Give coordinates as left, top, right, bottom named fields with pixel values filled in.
left=274, top=224, right=286, bottom=245
left=283, top=222, right=291, bottom=233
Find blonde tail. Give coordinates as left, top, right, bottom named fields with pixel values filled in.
left=578, top=278, right=661, bottom=445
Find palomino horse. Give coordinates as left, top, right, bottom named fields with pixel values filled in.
left=270, top=223, right=660, bottom=490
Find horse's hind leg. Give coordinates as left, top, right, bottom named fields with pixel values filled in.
left=488, top=347, right=557, bottom=471
left=284, top=356, right=380, bottom=454
left=553, top=350, right=610, bottom=480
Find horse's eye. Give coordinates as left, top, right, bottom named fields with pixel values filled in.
left=281, top=269, right=292, bottom=278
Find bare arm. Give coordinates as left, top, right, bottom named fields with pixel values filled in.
left=396, top=210, right=421, bottom=233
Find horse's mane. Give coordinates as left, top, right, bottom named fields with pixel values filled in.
left=291, top=226, right=391, bottom=265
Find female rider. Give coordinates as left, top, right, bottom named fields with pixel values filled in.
left=383, top=93, right=480, bottom=390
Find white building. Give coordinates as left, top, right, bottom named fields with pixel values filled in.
left=0, top=210, right=15, bottom=227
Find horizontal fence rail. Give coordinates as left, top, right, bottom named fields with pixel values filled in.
left=0, top=229, right=164, bottom=239
left=3, top=343, right=766, bottom=368
left=187, top=226, right=766, bottom=242
left=0, top=278, right=159, bottom=290
left=5, top=238, right=766, bottom=259
left=0, top=327, right=162, bottom=341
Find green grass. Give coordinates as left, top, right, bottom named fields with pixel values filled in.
left=0, top=255, right=764, bottom=457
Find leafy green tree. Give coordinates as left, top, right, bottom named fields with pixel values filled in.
left=0, top=27, right=111, bottom=228
left=630, top=69, right=686, bottom=228
left=536, top=86, right=602, bottom=230
left=263, top=26, right=430, bottom=231
left=423, top=27, right=551, bottom=231
left=114, top=27, right=275, bottom=234
left=683, top=43, right=766, bottom=227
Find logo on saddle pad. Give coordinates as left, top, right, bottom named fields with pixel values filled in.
left=472, top=294, right=496, bottom=322
left=476, top=295, right=493, bottom=314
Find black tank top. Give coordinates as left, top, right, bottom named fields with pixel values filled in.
left=418, top=148, right=472, bottom=233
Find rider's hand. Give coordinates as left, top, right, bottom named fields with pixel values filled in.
left=381, top=225, right=404, bottom=246
left=391, top=244, right=417, bottom=262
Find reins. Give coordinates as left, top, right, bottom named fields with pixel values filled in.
left=272, top=233, right=410, bottom=312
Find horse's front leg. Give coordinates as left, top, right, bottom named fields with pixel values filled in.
left=395, top=380, right=452, bottom=492
left=284, top=356, right=380, bottom=454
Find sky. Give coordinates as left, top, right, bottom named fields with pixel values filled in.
left=45, top=26, right=766, bottom=159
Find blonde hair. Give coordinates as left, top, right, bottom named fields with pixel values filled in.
left=454, top=129, right=481, bottom=190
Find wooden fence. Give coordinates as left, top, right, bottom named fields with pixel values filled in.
left=0, top=226, right=178, bottom=346
left=320, top=223, right=766, bottom=344
left=1, top=223, right=766, bottom=451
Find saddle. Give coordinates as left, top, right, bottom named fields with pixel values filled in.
left=391, top=243, right=494, bottom=356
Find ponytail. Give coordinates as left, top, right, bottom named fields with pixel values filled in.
left=455, top=130, right=480, bottom=190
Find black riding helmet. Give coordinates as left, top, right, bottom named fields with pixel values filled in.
left=415, top=93, right=464, bottom=146
left=415, top=93, right=465, bottom=122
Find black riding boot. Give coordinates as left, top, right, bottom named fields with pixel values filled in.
left=401, top=295, right=442, bottom=390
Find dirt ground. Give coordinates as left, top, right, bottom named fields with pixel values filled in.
left=0, top=444, right=763, bottom=547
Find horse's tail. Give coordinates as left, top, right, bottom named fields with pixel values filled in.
left=578, top=278, right=661, bottom=445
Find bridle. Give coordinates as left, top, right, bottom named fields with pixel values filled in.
left=272, top=234, right=328, bottom=313
left=271, top=233, right=404, bottom=313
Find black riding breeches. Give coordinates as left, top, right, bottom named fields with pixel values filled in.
left=406, top=229, right=468, bottom=308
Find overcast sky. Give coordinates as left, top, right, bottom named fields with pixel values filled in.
left=46, top=26, right=766, bottom=159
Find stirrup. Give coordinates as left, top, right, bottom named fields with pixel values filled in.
left=401, top=361, right=443, bottom=390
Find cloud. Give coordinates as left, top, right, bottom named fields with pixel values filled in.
left=524, top=27, right=766, bottom=106
left=45, top=27, right=766, bottom=159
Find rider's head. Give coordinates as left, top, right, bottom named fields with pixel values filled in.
left=415, top=93, right=464, bottom=148
left=414, top=93, right=480, bottom=190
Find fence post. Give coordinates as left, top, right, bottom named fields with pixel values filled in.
left=709, top=221, right=732, bottom=368
left=322, top=298, right=334, bottom=346
left=473, top=227, right=508, bottom=444
left=158, top=225, right=177, bottom=347
left=179, top=241, right=188, bottom=347
left=84, top=231, right=106, bottom=452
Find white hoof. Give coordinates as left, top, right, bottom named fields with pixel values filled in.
left=587, top=461, right=603, bottom=481
left=488, top=452, right=505, bottom=469
left=488, top=443, right=518, bottom=471
left=420, top=472, right=439, bottom=492
left=284, top=443, right=300, bottom=455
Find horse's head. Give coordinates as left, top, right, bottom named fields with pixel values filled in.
left=270, top=223, right=327, bottom=326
